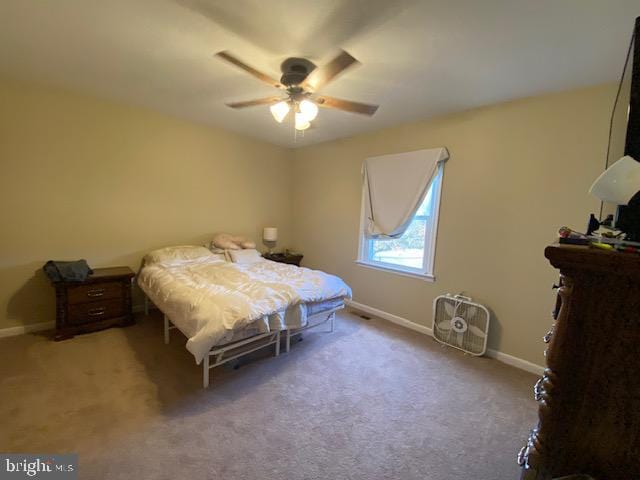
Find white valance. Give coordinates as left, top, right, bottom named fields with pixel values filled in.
left=363, top=147, right=449, bottom=238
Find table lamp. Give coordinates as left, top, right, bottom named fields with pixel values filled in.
left=589, top=156, right=640, bottom=205
left=263, top=227, right=278, bottom=254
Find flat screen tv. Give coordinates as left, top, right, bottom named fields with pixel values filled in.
left=613, top=16, right=640, bottom=240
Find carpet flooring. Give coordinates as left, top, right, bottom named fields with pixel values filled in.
left=0, top=310, right=538, bottom=479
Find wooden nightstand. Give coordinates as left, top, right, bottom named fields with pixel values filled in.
left=263, top=252, right=304, bottom=267
left=51, top=266, right=135, bottom=340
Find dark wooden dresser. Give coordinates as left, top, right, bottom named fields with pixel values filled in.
left=518, top=245, right=640, bottom=480
left=52, top=266, right=135, bottom=340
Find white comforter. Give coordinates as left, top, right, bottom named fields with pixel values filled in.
left=138, top=257, right=352, bottom=363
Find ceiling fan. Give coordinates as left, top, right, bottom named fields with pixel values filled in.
left=215, top=50, right=379, bottom=131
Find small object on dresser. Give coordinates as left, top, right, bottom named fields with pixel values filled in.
left=48, top=266, right=135, bottom=341
left=263, top=252, right=304, bottom=267
left=557, top=226, right=590, bottom=245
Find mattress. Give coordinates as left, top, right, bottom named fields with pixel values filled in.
left=138, top=255, right=352, bottom=363
left=306, top=297, right=345, bottom=317
left=214, top=296, right=345, bottom=348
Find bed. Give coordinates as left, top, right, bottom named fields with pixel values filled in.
left=137, top=246, right=352, bottom=387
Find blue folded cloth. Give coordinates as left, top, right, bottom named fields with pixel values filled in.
left=43, top=260, right=93, bottom=283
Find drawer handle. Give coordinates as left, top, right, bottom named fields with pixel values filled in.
left=533, top=377, right=545, bottom=402
left=517, top=445, right=527, bottom=466
left=88, top=307, right=107, bottom=317
left=543, top=328, right=553, bottom=344
left=87, top=289, right=105, bottom=297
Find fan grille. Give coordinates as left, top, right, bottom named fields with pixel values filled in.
left=433, top=296, right=489, bottom=355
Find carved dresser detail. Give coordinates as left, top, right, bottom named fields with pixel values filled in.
left=518, top=244, right=640, bottom=480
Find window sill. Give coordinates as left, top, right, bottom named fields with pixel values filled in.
left=354, top=260, right=435, bottom=282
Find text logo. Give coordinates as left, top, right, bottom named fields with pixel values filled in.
left=0, top=455, right=77, bottom=479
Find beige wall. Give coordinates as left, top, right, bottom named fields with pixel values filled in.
left=290, top=84, right=614, bottom=366
left=0, top=78, right=292, bottom=330
left=0, top=77, right=616, bottom=367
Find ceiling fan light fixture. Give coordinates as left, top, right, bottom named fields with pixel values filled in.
left=216, top=50, right=379, bottom=133
left=294, top=112, right=311, bottom=131
left=270, top=101, right=290, bottom=123
left=298, top=99, right=318, bottom=122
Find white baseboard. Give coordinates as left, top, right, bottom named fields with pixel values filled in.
left=1, top=301, right=544, bottom=376
left=345, top=299, right=544, bottom=376
left=0, top=321, right=55, bottom=338
left=346, top=300, right=433, bottom=336
left=485, top=349, right=545, bottom=376
left=0, top=304, right=149, bottom=339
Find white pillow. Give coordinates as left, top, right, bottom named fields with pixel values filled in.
left=207, top=244, right=226, bottom=254
left=209, top=253, right=227, bottom=262
left=228, top=249, right=264, bottom=264
left=211, top=233, right=242, bottom=250
left=144, top=245, right=217, bottom=265
left=211, top=233, right=257, bottom=250
left=238, top=240, right=256, bottom=249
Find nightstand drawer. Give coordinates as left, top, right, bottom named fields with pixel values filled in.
left=51, top=266, right=134, bottom=340
left=68, top=298, right=124, bottom=325
left=67, top=282, right=122, bottom=304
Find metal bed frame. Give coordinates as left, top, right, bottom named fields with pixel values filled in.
left=147, top=296, right=343, bottom=388
left=285, top=309, right=337, bottom=353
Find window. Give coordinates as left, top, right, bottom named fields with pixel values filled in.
left=357, top=164, right=443, bottom=280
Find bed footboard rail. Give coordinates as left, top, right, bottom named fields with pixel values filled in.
left=161, top=304, right=343, bottom=389
left=203, top=330, right=281, bottom=388
left=285, top=306, right=343, bottom=353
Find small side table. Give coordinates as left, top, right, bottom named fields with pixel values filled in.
left=50, top=266, right=135, bottom=340
left=263, top=252, right=304, bottom=267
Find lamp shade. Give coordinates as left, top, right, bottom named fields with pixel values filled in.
left=263, top=227, right=278, bottom=242
left=589, top=156, right=640, bottom=205
left=270, top=101, right=290, bottom=123
left=299, top=99, right=318, bottom=122
left=294, top=112, right=310, bottom=131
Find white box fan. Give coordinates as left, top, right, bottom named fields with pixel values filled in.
left=433, top=294, right=490, bottom=356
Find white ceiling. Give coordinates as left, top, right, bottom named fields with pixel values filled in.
left=0, top=0, right=638, bottom=148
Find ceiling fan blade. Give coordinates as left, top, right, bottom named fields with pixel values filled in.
left=301, top=50, right=359, bottom=92
left=215, top=51, right=282, bottom=89
left=226, top=96, right=283, bottom=109
left=315, top=96, right=379, bottom=116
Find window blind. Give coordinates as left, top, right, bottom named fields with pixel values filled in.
left=363, top=147, right=449, bottom=238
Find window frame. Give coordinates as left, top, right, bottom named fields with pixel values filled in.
left=356, top=163, right=444, bottom=281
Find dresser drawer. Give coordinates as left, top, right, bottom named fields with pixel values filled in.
left=67, top=281, right=123, bottom=304
left=68, top=298, right=124, bottom=325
